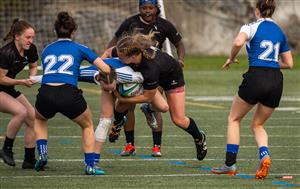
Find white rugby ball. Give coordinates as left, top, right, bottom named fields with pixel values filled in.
left=118, top=83, right=143, bottom=97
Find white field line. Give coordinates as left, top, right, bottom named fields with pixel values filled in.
left=11, top=158, right=300, bottom=162
left=1, top=173, right=300, bottom=179
left=1, top=134, right=300, bottom=139
left=11, top=145, right=300, bottom=150
left=3, top=116, right=299, bottom=120
left=186, top=96, right=300, bottom=102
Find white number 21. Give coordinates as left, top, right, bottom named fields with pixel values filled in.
left=258, top=40, right=280, bottom=62
left=44, top=55, right=74, bottom=75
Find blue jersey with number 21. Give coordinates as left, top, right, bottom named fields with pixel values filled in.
left=41, top=39, right=98, bottom=86
left=240, top=18, right=290, bottom=68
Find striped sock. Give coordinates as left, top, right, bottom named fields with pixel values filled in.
left=259, top=146, right=269, bottom=160
left=94, top=153, right=100, bottom=164
left=36, top=139, right=47, bottom=160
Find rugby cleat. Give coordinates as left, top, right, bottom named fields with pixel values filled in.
left=108, top=116, right=127, bottom=143
left=195, top=130, right=207, bottom=160
left=22, top=159, right=37, bottom=169
left=151, top=145, right=162, bottom=157
left=85, top=165, right=105, bottom=175
left=211, top=164, right=237, bottom=175
left=255, top=156, right=271, bottom=179
left=140, top=103, right=157, bottom=129
left=0, top=149, right=15, bottom=166
left=120, top=143, right=136, bottom=156
left=34, top=155, right=47, bottom=171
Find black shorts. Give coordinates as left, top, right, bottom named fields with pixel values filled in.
left=238, top=67, right=283, bottom=108
left=160, top=68, right=185, bottom=91
left=0, top=86, right=21, bottom=98
left=35, top=84, right=87, bottom=119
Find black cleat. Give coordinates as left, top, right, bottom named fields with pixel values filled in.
left=0, top=149, right=16, bottom=166
left=195, top=130, right=207, bottom=161
left=22, top=159, right=37, bottom=169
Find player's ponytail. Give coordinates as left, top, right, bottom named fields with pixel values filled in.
left=256, top=0, right=276, bottom=18
left=3, top=18, right=34, bottom=42
left=116, top=33, right=157, bottom=60
left=55, top=12, right=78, bottom=38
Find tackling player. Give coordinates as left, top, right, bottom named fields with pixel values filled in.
left=110, top=33, right=207, bottom=161
left=107, top=0, right=186, bottom=157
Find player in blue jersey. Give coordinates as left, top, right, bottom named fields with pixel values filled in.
left=79, top=58, right=143, bottom=85
left=0, top=19, right=38, bottom=169
left=211, top=0, right=293, bottom=179
left=34, top=12, right=113, bottom=175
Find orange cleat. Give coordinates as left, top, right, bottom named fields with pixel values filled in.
left=151, top=145, right=162, bottom=157
left=255, top=156, right=271, bottom=179
left=120, top=143, right=136, bottom=156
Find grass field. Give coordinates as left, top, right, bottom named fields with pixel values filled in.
left=0, top=56, right=299, bottom=188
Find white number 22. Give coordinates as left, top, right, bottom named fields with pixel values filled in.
left=44, top=55, right=74, bottom=75
left=258, top=40, right=280, bottom=62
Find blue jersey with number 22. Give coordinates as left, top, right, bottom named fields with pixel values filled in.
left=240, top=18, right=290, bottom=68
left=41, top=39, right=98, bottom=86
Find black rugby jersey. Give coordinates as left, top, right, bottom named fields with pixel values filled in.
left=114, top=48, right=183, bottom=90
left=0, top=41, right=38, bottom=79
left=115, top=14, right=182, bottom=49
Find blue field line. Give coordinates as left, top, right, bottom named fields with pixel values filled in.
left=169, top=161, right=187, bottom=166
left=59, top=139, right=73, bottom=145
left=138, top=155, right=153, bottom=159
left=272, top=181, right=299, bottom=187
left=107, top=149, right=123, bottom=156
left=105, top=149, right=299, bottom=187
left=16, top=130, right=24, bottom=136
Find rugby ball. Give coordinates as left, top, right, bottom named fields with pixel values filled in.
left=118, top=83, right=143, bottom=97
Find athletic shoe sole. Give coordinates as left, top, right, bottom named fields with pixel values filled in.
left=255, top=156, right=271, bottom=179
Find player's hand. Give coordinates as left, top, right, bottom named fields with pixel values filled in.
left=113, top=89, right=126, bottom=102
left=222, top=58, right=239, bottom=70
left=100, top=79, right=116, bottom=92
left=178, top=59, right=184, bottom=68
left=22, top=78, right=36, bottom=87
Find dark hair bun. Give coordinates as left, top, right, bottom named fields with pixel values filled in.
left=57, top=12, right=70, bottom=23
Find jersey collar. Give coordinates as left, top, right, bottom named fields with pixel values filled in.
left=257, top=18, right=274, bottom=22
left=57, top=38, right=72, bottom=41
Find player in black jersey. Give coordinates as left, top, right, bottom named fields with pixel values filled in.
left=0, top=19, right=38, bottom=169
left=111, top=33, right=207, bottom=161
left=107, top=0, right=185, bottom=157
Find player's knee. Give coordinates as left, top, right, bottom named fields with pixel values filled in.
left=95, top=118, right=112, bottom=142
left=15, top=107, right=27, bottom=120
left=26, top=107, right=36, bottom=122
left=227, top=114, right=242, bottom=125
left=159, top=104, right=169, bottom=113
left=171, top=116, right=185, bottom=127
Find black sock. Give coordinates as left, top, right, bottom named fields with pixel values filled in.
left=125, top=130, right=134, bottom=145
left=114, top=109, right=128, bottom=124
left=24, top=147, right=36, bottom=161
left=3, top=136, right=14, bottom=152
left=225, top=152, right=237, bottom=166
left=152, top=131, right=162, bottom=146
left=183, top=117, right=202, bottom=141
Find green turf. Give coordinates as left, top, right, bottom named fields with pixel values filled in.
left=0, top=56, right=299, bottom=188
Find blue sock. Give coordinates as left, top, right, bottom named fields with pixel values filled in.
left=226, top=144, right=239, bottom=153
left=94, top=153, right=100, bottom=164
left=84, top=153, right=94, bottom=167
left=259, top=146, right=269, bottom=160
left=36, top=139, right=47, bottom=160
